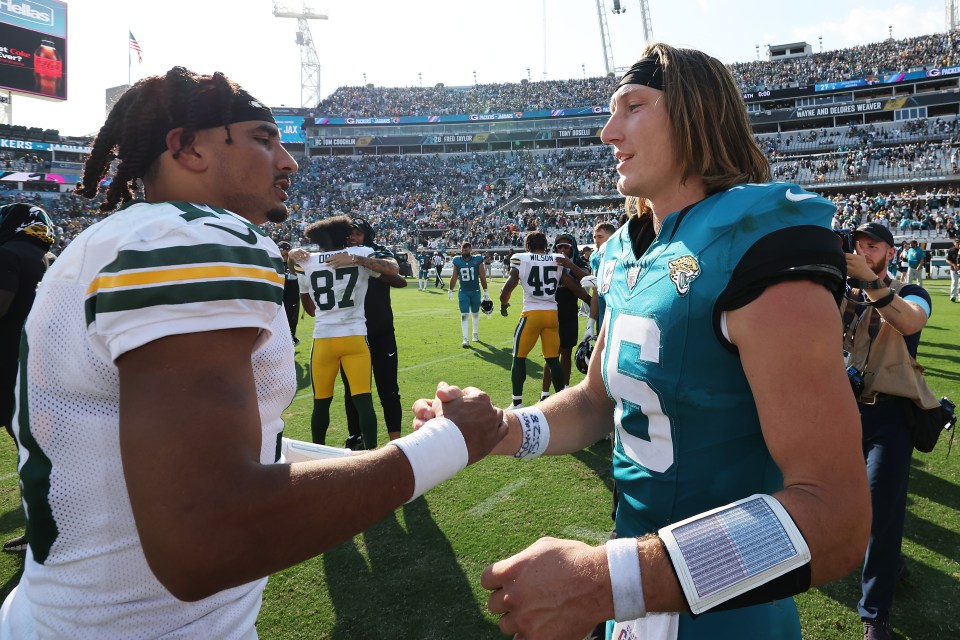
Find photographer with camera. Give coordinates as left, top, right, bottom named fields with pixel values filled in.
left=841, top=222, right=934, bottom=640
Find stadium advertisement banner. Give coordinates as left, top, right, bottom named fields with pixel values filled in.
left=275, top=115, right=305, bottom=144
left=0, top=0, right=67, bottom=100
left=310, top=106, right=609, bottom=127
left=0, top=0, right=66, bottom=38
left=0, top=138, right=88, bottom=152
left=792, top=100, right=885, bottom=120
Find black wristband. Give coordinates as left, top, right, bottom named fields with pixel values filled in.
left=871, top=290, right=897, bottom=308
left=855, top=277, right=885, bottom=290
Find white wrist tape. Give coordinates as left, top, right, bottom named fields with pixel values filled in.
left=389, top=418, right=468, bottom=502
left=606, top=538, right=646, bottom=621
left=511, top=406, right=550, bottom=459
left=585, top=318, right=596, bottom=334
left=658, top=494, right=811, bottom=614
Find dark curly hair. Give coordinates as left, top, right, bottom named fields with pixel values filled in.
left=76, top=67, right=241, bottom=213
left=304, top=215, right=355, bottom=251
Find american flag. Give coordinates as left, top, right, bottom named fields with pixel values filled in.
left=129, top=31, right=142, bottom=63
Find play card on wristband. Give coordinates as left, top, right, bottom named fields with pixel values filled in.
left=657, top=494, right=811, bottom=615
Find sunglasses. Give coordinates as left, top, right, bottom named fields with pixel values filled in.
left=554, top=242, right=572, bottom=249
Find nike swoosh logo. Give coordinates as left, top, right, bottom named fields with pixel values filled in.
left=387, top=352, right=396, bottom=357
left=784, top=189, right=818, bottom=203
left=204, top=222, right=259, bottom=245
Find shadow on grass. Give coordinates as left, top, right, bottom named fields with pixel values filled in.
left=323, top=499, right=499, bottom=640
left=469, top=343, right=537, bottom=377
left=908, top=463, right=960, bottom=512
left=295, top=359, right=312, bottom=393
left=813, top=461, right=960, bottom=640
left=569, top=439, right=615, bottom=493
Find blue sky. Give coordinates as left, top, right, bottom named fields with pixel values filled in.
left=12, top=0, right=949, bottom=135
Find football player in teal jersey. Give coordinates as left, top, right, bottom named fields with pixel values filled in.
left=416, top=247, right=432, bottom=290
left=418, top=43, right=870, bottom=640
left=449, top=241, right=489, bottom=348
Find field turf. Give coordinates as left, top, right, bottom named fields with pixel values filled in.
left=0, top=275, right=957, bottom=639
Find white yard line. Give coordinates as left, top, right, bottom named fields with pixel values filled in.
left=467, top=479, right=528, bottom=517
left=561, top=526, right=612, bottom=545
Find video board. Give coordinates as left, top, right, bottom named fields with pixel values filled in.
left=0, top=0, right=68, bottom=100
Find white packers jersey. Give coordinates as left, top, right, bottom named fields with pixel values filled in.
left=510, top=252, right=564, bottom=312
left=298, top=246, right=376, bottom=339
left=4, top=201, right=296, bottom=639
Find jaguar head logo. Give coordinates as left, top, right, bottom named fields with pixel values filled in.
left=668, top=255, right=701, bottom=296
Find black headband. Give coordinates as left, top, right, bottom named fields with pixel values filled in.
left=192, top=87, right=276, bottom=131
left=146, top=85, right=276, bottom=164
left=617, top=56, right=665, bottom=91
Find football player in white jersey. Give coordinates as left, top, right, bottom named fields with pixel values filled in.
left=499, top=231, right=582, bottom=408
left=297, top=215, right=398, bottom=449
left=1, top=67, right=506, bottom=639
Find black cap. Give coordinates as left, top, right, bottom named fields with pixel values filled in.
left=854, top=222, right=894, bottom=247
left=277, top=241, right=291, bottom=250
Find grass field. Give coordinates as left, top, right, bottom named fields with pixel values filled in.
left=0, top=275, right=957, bottom=639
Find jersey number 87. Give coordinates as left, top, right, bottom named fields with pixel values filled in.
left=310, top=266, right=358, bottom=311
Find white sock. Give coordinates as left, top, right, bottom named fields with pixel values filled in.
left=461, top=315, right=469, bottom=340
left=540, top=391, right=550, bottom=400
left=471, top=313, right=480, bottom=337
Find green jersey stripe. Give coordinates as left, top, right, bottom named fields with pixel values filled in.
left=99, top=244, right=282, bottom=274
left=85, top=280, right=283, bottom=325
left=16, top=331, right=59, bottom=564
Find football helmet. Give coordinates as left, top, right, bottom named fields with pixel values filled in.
left=480, top=299, right=494, bottom=316
left=574, top=335, right=596, bottom=374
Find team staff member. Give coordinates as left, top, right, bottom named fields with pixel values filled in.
left=432, top=251, right=446, bottom=289
left=449, top=241, right=490, bottom=348
left=297, top=216, right=398, bottom=449
left=1, top=67, right=506, bottom=638
left=420, top=43, right=869, bottom=639
left=843, top=223, right=933, bottom=640
left=341, top=217, right=406, bottom=445
left=277, top=241, right=301, bottom=345
left=499, top=231, right=581, bottom=409
left=541, top=233, right=590, bottom=399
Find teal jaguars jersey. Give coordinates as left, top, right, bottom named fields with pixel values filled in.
left=453, top=255, right=484, bottom=291
left=598, top=183, right=841, bottom=640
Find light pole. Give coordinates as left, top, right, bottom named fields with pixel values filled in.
left=418, top=72, right=422, bottom=87
left=473, top=70, right=477, bottom=86
left=362, top=72, right=367, bottom=86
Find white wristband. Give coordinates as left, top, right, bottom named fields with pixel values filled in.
left=510, top=407, right=550, bottom=460
left=606, top=538, right=646, bottom=621
left=389, top=418, right=468, bottom=502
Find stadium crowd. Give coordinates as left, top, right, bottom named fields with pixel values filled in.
left=314, top=30, right=960, bottom=117
left=6, top=137, right=959, bottom=256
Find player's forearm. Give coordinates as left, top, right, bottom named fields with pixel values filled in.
left=493, top=379, right=613, bottom=456
left=357, top=255, right=399, bottom=276
left=142, top=447, right=416, bottom=602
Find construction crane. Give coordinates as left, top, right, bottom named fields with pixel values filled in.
left=273, top=3, right=328, bottom=108
left=595, top=0, right=654, bottom=75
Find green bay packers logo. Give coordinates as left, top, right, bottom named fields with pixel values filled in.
left=668, top=255, right=701, bottom=296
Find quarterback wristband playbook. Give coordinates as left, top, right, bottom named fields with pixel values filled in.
left=510, top=407, right=550, bottom=459
left=606, top=538, right=646, bottom=621
left=389, top=418, right=468, bottom=502
left=658, top=495, right=811, bottom=615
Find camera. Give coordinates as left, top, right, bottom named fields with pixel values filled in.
left=847, top=366, right=865, bottom=399
left=835, top=229, right=855, bottom=254
left=940, top=397, right=957, bottom=430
